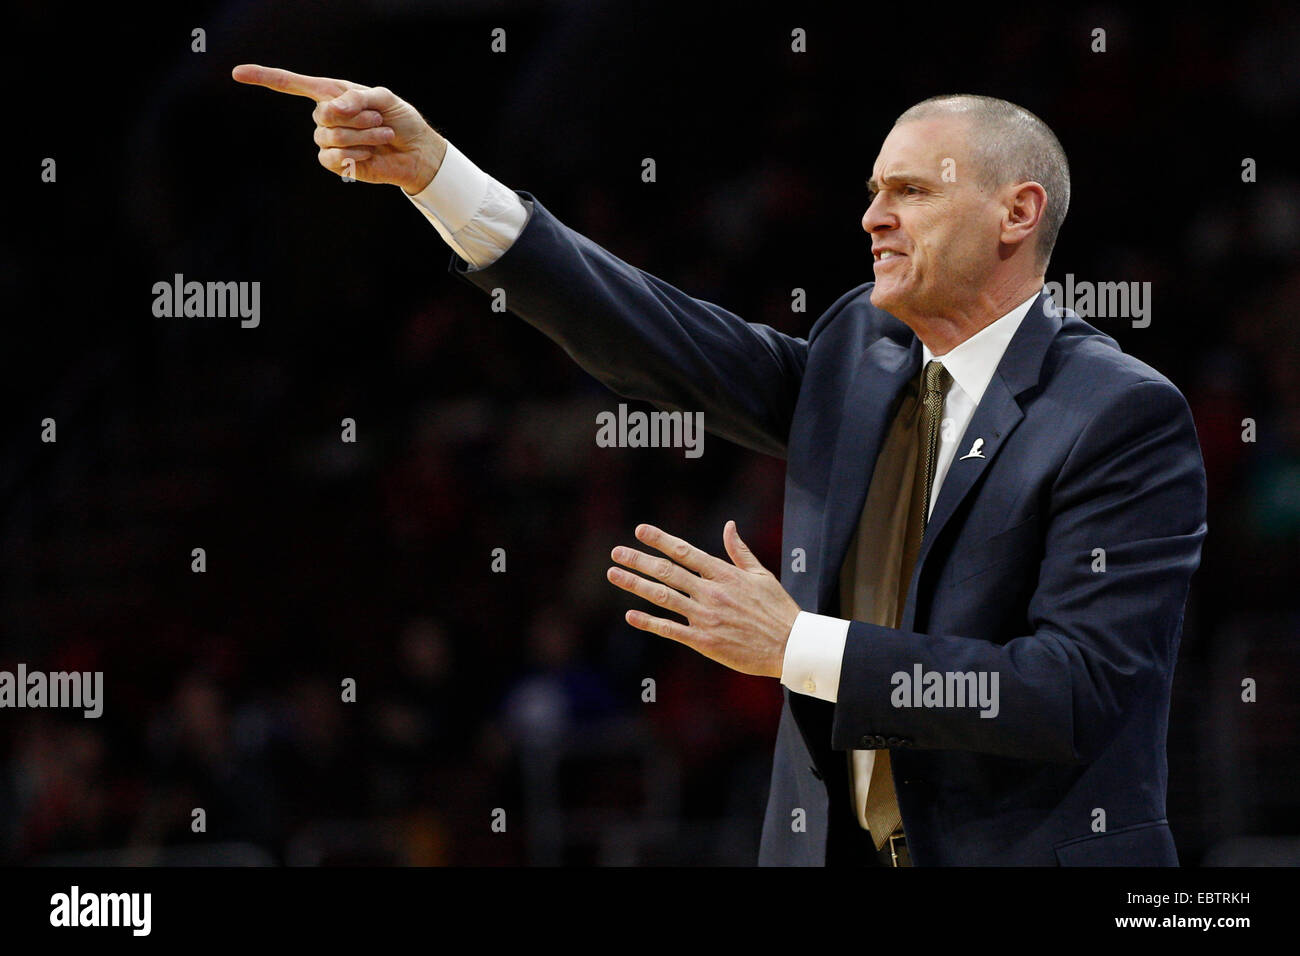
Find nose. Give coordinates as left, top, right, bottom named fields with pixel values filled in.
left=861, top=192, right=895, bottom=234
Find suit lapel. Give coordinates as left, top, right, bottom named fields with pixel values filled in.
left=901, top=292, right=1063, bottom=627
left=898, top=373, right=1023, bottom=627
left=793, top=326, right=918, bottom=780
left=815, top=330, right=922, bottom=613
left=815, top=293, right=1064, bottom=625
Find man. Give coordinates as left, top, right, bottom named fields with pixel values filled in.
left=233, top=65, right=1208, bottom=866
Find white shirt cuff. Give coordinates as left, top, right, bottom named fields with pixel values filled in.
left=402, top=139, right=528, bottom=270
left=780, top=610, right=850, bottom=703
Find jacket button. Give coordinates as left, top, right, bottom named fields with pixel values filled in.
left=875, top=735, right=887, bottom=747
left=808, top=764, right=823, bottom=780
left=886, top=736, right=901, bottom=748
left=858, top=736, right=873, bottom=748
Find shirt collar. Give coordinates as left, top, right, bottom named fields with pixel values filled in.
left=921, top=290, right=1040, bottom=407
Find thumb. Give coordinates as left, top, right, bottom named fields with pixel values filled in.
left=723, top=520, right=764, bottom=572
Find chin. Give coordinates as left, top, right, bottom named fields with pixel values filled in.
left=870, top=282, right=902, bottom=313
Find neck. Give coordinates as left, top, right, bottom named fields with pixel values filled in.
left=908, top=275, right=1042, bottom=356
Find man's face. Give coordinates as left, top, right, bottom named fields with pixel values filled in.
left=863, top=115, right=1004, bottom=322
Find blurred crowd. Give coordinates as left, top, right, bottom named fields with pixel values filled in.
left=2, top=1, right=1297, bottom=864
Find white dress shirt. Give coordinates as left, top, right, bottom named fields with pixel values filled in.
left=403, top=139, right=529, bottom=269
left=402, top=139, right=1039, bottom=829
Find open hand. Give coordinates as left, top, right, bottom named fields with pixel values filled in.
left=607, top=521, right=800, bottom=678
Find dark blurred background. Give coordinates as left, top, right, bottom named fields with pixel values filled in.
left=2, top=0, right=1297, bottom=865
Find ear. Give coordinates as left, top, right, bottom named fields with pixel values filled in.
left=1000, top=181, right=1047, bottom=251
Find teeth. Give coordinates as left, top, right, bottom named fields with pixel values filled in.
left=878, top=251, right=897, bottom=260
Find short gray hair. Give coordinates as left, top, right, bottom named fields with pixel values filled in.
left=895, top=94, right=1070, bottom=267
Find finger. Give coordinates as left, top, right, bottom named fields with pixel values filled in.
left=312, top=100, right=385, bottom=130
left=722, top=520, right=764, bottom=572
left=317, top=86, right=401, bottom=122
left=317, top=146, right=373, bottom=172
left=314, top=125, right=395, bottom=149
left=232, top=64, right=352, bottom=101
left=606, top=565, right=695, bottom=619
left=610, top=545, right=700, bottom=594
left=624, top=609, right=695, bottom=647
left=634, top=524, right=728, bottom=580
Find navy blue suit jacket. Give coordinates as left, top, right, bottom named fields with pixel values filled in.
left=448, top=192, right=1208, bottom=866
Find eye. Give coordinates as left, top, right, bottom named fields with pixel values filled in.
left=902, top=184, right=921, bottom=195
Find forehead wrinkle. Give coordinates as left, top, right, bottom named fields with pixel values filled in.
left=867, top=169, right=939, bottom=191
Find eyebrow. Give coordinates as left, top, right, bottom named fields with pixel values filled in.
left=865, top=171, right=934, bottom=193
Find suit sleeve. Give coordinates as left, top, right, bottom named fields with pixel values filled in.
left=830, top=378, right=1208, bottom=764
left=446, top=191, right=826, bottom=459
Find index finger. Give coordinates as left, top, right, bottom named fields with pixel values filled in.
left=634, top=524, right=728, bottom=580
left=232, top=64, right=352, bottom=101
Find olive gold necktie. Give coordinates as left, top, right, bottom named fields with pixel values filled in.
left=839, top=358, right=950, bottom=850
